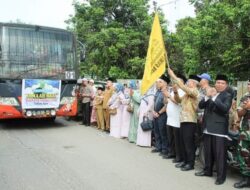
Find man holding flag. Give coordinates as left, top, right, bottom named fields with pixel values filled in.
left=140, top=12, right=170, bottom=155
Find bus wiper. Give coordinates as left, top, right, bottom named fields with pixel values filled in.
left=14, top=67, right=43, bottom=79
left=15, top=67, right=62, bottom=79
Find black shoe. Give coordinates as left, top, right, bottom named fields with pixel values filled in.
left=175, top=162, right=186, bottom=168
left=159, top=151, right=168, bottom=156
left=163, top=154, right=175, bottom=159
left=195, top=171, right=212, bottom=177
left=181, top=164, right=194, bottom=171
left=151, top=149, right=161, bottom=153
left=172, top=159, right=182, bottom=163
left=234, top=178, right=250, bottom=188
left=215, top=179, right=225, bottom=185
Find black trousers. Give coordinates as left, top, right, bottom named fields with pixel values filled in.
left=180, top=122, right=196, bottom=166
left=173, top=127, right=182, bottom=161
left=167, top=125, right=175, bottom=156
left=153, top=115, right=168, bottom=153
left=82, top=102, right=91, bottom=126
left=203, top=134, right=227, bottom=181
left=90, top=105, right=93, bottom=123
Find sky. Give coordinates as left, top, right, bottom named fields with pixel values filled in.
left=0, top=0, right=195, bottom=32
left=153, top=0, right=195, bottom=31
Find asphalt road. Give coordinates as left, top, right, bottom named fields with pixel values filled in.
left=0, top=118, right=243, bottom=190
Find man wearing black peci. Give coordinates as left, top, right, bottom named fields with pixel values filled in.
left=151, top=74, right=169, bottom=157
left=195, top=74, right=232, bottom=185
left=168, top=68, right=200, bottom=171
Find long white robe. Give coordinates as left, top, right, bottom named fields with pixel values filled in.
left=136, top=93, right=154, bottom=147
left=109, top=91, right=125, bottom=138
left=120, top=98, right=131, bottom=137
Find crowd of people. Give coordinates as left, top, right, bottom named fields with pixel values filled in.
left=75, top=69, right=250, bottom=188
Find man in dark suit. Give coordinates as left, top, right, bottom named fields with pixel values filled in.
left=195, top=74, right=232, bottom=185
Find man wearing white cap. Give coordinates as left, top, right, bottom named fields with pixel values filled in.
left=80, top=78, right=93, bottom=126
left=89, top=79, right=97, bottom=94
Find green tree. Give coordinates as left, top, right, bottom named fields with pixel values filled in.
left=67, top=0, right=167, bottom=79
left=172, top=0, right=250, bottom=81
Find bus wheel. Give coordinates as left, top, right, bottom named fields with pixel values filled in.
left=46, top=117, right=56, bottom=122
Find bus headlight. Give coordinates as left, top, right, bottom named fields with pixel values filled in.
left=26, top=110, right=32, bottom=117
left=50, top=110, right=56, bottom=116
left=0, top=97, right=19, bottom=106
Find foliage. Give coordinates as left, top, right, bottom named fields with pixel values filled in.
left=66, top=0, right=169, bottom=79
left=171, top=0, right=250, bottom=81
left=67, top=0, right=250, bottom=81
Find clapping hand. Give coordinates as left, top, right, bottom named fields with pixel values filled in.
left=206, top=87, right=217, bottom=98
left=172, top=85, right=178, bottom=93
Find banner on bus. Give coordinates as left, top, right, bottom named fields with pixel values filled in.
left=22, top=79, right=61, bottom=109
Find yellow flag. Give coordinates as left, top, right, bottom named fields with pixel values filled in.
left=140, top=13, right=167, bottom=95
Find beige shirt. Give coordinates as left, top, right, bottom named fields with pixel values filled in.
left=102, top=87, right=115, bottom=109
left=174, top=79, right=199, bottom=123
left=93, top=93, right=104, bottom=109
left=80, top=85, right=93, bottom=103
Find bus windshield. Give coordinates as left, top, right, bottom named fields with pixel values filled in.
left=0, top=24, right=76, bottom=79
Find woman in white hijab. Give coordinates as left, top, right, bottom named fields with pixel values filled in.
left=136, top=85, right=155, bottom=147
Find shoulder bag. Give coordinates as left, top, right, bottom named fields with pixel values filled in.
left=140, top=116, right=153, bottom=131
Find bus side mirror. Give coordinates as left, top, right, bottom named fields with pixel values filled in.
left=80, top=50, right=85, bottom=62
left=77, top=40, right=86, bottom=62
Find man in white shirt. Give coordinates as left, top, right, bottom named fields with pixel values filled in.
left=163, top=74, right=186, bottom=163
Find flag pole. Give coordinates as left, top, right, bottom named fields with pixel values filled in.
left=166, top=51, right=170, bottom=69
left=153, top=1, right=157, bottom=12
left=153, top=1, right=170, bottom=69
